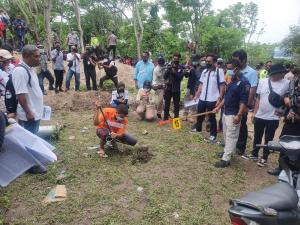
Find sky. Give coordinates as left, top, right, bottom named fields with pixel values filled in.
left=212, top=0, right=300, bottom=44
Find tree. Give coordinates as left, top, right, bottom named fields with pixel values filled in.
left=72, top=0, right=84, bottom=52
left=132, top=0, right=144, bottom=59
left=43, top=0, right=52, bottom=55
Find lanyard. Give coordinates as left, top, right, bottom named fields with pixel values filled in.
left=204, top=70, right=212, bottom=101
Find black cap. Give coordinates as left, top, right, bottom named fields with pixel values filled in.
left=143, top=80, right=152, bottom=89
left=268, top=63, right=287, bottom=76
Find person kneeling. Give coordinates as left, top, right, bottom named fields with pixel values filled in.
left=93, top=102, right=137, bottom=158
left=213, top=60, right=249, bottom=168
left=136, top=80, right=156, bottom=121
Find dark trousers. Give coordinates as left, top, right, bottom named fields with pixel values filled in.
left=16, top=34, right=24, bottom=50
left=54, top=69, right=64, bottom=89
left=38, top=70, right=54, bottom=93
left=163, top=91, right=180, bottom=120
left=84, top=68, right=97, bottom=90
left=251, top=117, right=279, bottom=160
left=97, top=128, right=137, bottom=146
left=108, top=45, right=116, bottom=59
left=195, top=100, right=217, bottom=137
left=236, top=113, right=248, bottom=154
left=99, top=75, right=118, bottom=88
left=218, top=107, right=224, bottom=131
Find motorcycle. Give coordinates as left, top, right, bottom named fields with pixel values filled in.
left=228, top=135, right=300, bottom=225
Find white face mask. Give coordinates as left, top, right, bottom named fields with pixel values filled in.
left=200, top=61, right=206, bottom=67
left=143, top=88, right=151, bottom=92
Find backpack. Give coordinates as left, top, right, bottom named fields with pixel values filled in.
left=5, top=64, right=31, bottom=114
left=105, top=61, right=118, bottom=77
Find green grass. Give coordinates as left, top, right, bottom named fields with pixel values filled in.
left=0, top=102, right=276, bottom=225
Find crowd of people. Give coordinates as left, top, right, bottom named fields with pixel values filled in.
left=132, top=49, right=300, bottom=173
left=0, top=20, right=298, bottom=176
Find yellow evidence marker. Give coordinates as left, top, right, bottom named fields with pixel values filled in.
left=172, top=118, right=182, bottom=130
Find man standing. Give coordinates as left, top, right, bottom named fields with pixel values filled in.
left=107, top=31, right=117, bottom=59
left=259, top=60, right=272, bottom=80
left=232, top=49, right=258, bottom=155
left=12, top=45, right=43, bottom=134
left=242, top=64, right=290, bottom=167
left=152, top=56, right=166, bottom=119
left=66, top=30, right=79, bottom=53
left=51, top=41, right=64, bottom=93
left=82, top=45, right=97, bottom=91
left=12, top=15, right=26, bottom=51
left=163, top=53, right=185, bottom=120
left=213, top=60, right=249, bottom=168
left=66, top=46, right=81, bottom=91
left=192, top=54, right=226, bottom=142
left=133, top=51, right=154, bottom=89
left=36, top=43, right=55, bottom=95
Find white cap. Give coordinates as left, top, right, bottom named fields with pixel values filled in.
left=0, top=49, right=13, bottom=61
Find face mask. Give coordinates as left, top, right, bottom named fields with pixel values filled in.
left=117, top=88, right=124, bottom=93
left=144, top=88, right=150, bottom=92
left=227, top=69, right=234, bottom=77
left=192, top=61, right=199, bottom=66
left=143, top=58, right=148, bottom=63
left=206, top=63, right=213, bottom=69
left=174, top=60, right=179, bottom=65
left=200, top=61, right=206, bottom=67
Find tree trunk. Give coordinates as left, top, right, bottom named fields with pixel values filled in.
left=132, top=0, right=143, bottom=60
left=44, top=0, right=52, bottom=57
left=72, top=0, right=84, bottom=53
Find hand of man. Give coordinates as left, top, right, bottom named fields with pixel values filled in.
left=189, top=95, right=194, bottom=100
left=95, top=100, right=101, bottom=109
left=26, top=111, right=35, bottom=122
left=111, top=132, right=118, bottom=138
left=233, top=114, right=241, bottom=125
left=212, top=107, right=220, bottom=114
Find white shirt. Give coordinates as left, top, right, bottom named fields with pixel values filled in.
left=199, top=68, right=225, bottom=102
left=152, top=65, right=165, bottom=86
left=111, top=90, right=129, bottom=104
left=255, top=78, right=290, bottom=120
left=67, top=53, right=81, bottom=73
left=12, top=62, right=44, bottom=121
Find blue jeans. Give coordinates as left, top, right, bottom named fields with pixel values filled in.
left=19, top=120, right=40, bottom=134
left=66, top=69, right=80, bottom=91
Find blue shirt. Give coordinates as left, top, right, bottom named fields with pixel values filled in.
left=133, top=60, right=155, bottom=89
left=241, top=65, right=258, bottom=88
left=224, top=76, right=249, bottom=116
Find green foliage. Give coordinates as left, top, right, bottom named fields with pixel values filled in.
left=281, top=26, right=300, bottom=64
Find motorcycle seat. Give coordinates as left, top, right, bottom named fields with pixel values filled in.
left=235, top=182, right=298, bottom=211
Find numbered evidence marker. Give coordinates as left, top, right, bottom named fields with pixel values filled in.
left=172, top=118, right=182, bottom=130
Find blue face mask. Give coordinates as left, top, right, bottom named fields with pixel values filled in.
left=227, top=69, right=234, bottom=77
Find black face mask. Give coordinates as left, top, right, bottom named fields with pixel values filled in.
left=56, top=47, right=60, bottom=51
left=117, top=88, right=124, bottom=93
left=173, top=60, right=179, bottom=65
left=206, top=63, right=213, bottom=69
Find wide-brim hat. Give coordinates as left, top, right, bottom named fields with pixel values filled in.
left=0, top=49, right=14, bottom=61
left=268, top=63, right=287, bottom=76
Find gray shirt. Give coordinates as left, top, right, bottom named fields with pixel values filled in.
left=51, top=49, right=64, bottom=70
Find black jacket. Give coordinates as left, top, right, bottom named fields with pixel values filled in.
left=164, top=65, right=184, bottom=93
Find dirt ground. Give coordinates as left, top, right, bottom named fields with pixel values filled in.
left=0, top=62, right=278, bottom=225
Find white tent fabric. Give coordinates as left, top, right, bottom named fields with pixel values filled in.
left=0, top=124, right=57, bottom=187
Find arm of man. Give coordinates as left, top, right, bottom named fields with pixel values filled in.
left=93, top=101, right=102, bottom=126
left=234, top=102, right=247, bottom=124
left=17, top=94, right=34, bottom=121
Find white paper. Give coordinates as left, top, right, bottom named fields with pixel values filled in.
left=184, top=98, right=199, bottom=108
left=42, top=106, right=52, bottom=121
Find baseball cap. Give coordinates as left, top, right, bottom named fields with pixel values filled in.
left=0, top=49, right=14, bottom=61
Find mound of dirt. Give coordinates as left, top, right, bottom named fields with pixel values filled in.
left=44, top=91, right=112, bottom=112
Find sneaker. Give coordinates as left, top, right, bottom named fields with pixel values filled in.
left=190, top=128, right=198, bottom=133
left=214, top=160, right=230, bottom=168
left=205, top=136, right=216, bottom=143
left=257, top=159, right=267, bottom=167
left=241, top=154, right=258, bottom=161
left=267, top=167, right=281, bottom=176
left=216, top=151, right=224, bottom=158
